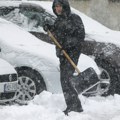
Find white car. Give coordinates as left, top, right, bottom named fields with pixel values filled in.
left=0, top=1, right=120, bottom=96
left=0, top=17, right=99, bottom=104
left=0, top=58, right=18, bottom=103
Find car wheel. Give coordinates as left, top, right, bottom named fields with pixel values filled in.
left=95, top=57, right=120, bottom=96
left=15, top=67, right=46, bottom=104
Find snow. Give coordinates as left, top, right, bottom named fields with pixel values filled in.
left=0, top=91, right=120, bottom=120
left=0, top=58, right=16, bottom=75
left=0, top=18, right=59, bottom=68
left=0, top=1, right=120, bottom=119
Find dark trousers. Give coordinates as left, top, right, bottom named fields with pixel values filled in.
left=59, top=49, right=82, bottom=111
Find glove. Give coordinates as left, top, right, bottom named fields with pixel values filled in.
left=43, top=24, right=51, bottom=32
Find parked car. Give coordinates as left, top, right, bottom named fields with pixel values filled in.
left=0, top=0, right=120, bottom=96
left=0, top=17, right=100, bottom=104
left=0, top=58, right=18, bottom=104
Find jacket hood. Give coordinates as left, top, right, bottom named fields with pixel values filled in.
left=52, top=0, right=71, bottom=17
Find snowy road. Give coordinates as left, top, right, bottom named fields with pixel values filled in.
left=0, top=91, right=120, bottom=120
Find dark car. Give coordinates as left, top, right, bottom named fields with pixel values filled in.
left=0, top=1, right=120, bottom=96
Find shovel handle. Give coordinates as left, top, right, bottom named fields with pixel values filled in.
left=48, top=30, right=80, bottom=74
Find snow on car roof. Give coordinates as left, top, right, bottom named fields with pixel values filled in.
left=0, top=1, right=20, bottom=7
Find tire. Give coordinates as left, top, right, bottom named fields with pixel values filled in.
left=95, top=57, right=120, bottom=96
left=15, top=67, right=46, bottom=104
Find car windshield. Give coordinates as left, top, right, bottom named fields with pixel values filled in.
left=2, top=7, right=55, bottom=33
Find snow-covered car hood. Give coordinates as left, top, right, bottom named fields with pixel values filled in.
left=0, top=18, right=59, bottom=67
left=0, top=58, right=16, bottom=75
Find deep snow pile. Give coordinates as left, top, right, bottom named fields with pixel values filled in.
left=0, top=91, right=120, bottom=120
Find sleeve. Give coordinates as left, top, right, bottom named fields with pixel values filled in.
left=74, top=14, right=85, bottom=41
left=62, top=14, right=85, bottom=49
left=67, top=14, right=85, bottom=40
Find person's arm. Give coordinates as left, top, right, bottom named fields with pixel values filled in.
left=62, top=14, right=85, bottom=49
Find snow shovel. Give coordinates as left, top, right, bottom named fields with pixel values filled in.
left=48, top=30, right=101, bottom=96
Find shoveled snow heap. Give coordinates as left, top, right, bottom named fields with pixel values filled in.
left=0, top=91, right=120, bottom=120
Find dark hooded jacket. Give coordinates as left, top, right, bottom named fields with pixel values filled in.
left=51, top=1, right=84, bottom=113
left=52, top=0, right=85, bottom=56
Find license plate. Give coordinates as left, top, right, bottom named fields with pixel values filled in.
left=4, top=82, right=18, bottom=92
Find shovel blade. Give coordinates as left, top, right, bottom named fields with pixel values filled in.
left=70, top=67, right=99, bottom=93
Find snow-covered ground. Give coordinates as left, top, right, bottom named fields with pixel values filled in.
left=0, top=91, right=120, bottom=120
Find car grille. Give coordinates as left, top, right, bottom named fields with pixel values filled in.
left=0, top=74, right=17, bottom=82
left=0, top=92, right=16, bottom=100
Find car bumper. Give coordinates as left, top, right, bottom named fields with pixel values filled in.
left=0, top=81, right=18, bottom=103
